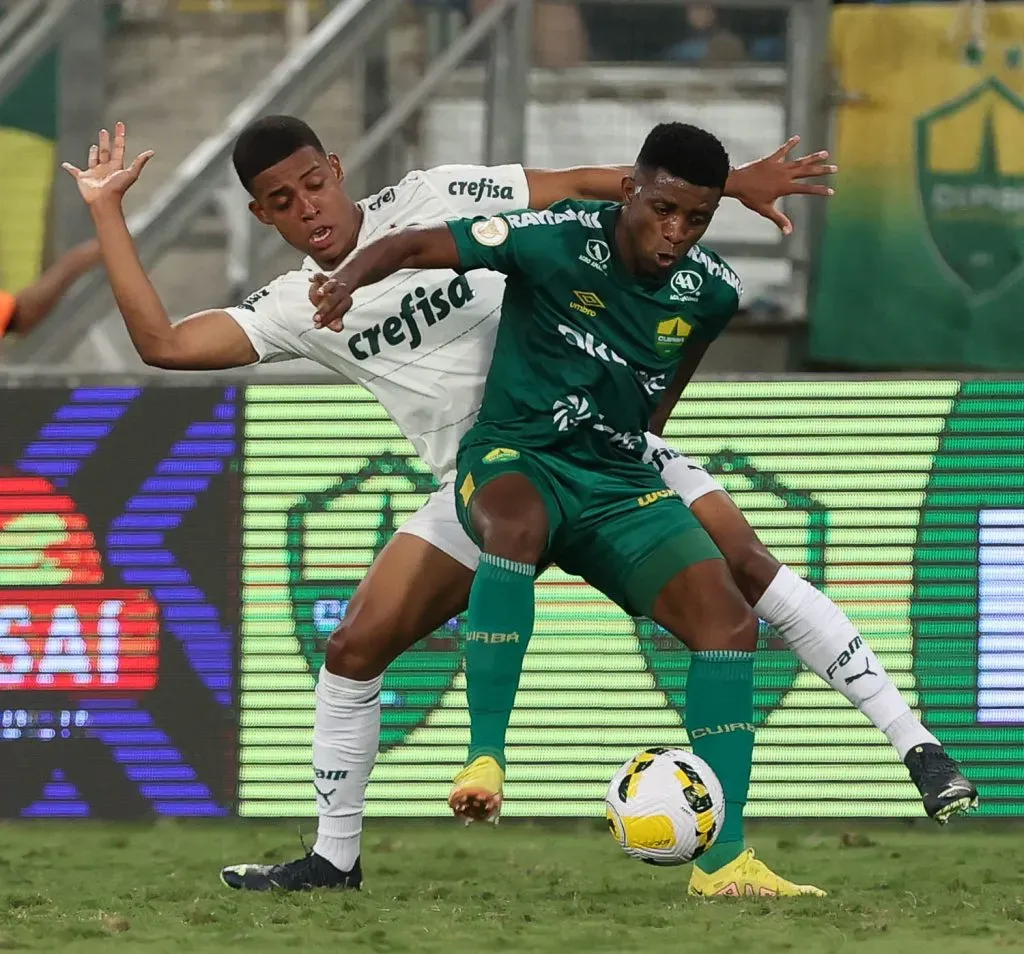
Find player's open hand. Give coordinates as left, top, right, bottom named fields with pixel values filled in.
left=62, top=122, right=154, bottom=207
left=728, top=135, right=836, bottom=235
left=310, top=273, right=353, bottom=332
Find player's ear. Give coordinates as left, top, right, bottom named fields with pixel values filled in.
left=328, top=153, right=344, bottom=183
left=622, top=176, right=637, bottom=206
left=248, top=199, right=273, bottom=227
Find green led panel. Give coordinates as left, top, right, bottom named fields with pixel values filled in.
left=240, top=380, right=1024, bottom=818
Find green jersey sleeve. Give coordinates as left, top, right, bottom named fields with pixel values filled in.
left=448, top=213, right=527, bottom=276
left=447, top=200, right=600, bottom=280
left=448, top=211, right=552, bottom=280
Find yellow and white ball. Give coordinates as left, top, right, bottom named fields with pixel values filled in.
left=605, top=747, right=724, bottom=866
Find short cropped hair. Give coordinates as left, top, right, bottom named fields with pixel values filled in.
left=635, top=122, right=730, bottom=191
left=232, top=115, right=327, bottom=194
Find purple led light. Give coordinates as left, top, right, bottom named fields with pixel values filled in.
left=70, top=388, right=142, bottom=402
left=141, top=478, right=215, bottom=494
left=156, top=460, right=225, bottom=475
left=187, top=423, right=235, bottom=438
left=8, top=386, right=235, bottom=818
left=124, top=765, right=197, bottom=782
left=55, top=405, right=131, bottom=421
left=124, top=496, right=198, bottom=511
left=171, top=441, right=235, bottom=457
left=24, top=441, right=98, bottom=458
left=111, top=514, right=182, bottom=529
left=107, top=388, right=236, bottom=708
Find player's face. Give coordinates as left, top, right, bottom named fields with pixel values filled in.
left=620, top=171, right=721, bottom=279
left=247, top=146, right=357, bottom=268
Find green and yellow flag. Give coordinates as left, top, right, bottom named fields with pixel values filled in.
left=811, top=4, right=1024, bottom=369
left=0, top=7, right=58, bottom=292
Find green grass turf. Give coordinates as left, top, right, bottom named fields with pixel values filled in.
left=0, top=820, right=1021, bottom=953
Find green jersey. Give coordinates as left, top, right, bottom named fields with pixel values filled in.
left=448, top=199, right=742, bottom=467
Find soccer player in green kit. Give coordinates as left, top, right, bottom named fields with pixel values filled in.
left=321, top=122, right=826, bottom=898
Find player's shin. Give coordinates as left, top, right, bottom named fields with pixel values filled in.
left=311, top=667, right=382, bottom=873
left=464, top=553, right=537, bottom=767
left=754, top=564, right=939, bottom=758
left=686, top=650, right=756, bottom=874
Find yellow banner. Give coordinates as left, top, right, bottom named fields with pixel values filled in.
left=811, top=5, right=1024, bottom=369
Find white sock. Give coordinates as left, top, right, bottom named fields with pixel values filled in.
left=311, top=667, right=382, bottom=872
left=754, top=565, right=940, bottom=759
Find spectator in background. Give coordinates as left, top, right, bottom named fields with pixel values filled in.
left=469, top=0, right=588, bottom=68
left=0, top=239, right=100, bottom=339
left=465, top=0, right=786, bottom=66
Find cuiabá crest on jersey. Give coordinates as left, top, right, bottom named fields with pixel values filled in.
left=915, top=76, right=1024, bottom=298
left=655, top=316, right=693, bottom=357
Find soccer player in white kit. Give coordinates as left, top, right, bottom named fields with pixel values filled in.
left=63, top=119, right=976, bottom=893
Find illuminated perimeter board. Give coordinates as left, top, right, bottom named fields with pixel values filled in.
left=0, top=386, right=237, bottom=817
left=239, top=380, right=1024, bottom=819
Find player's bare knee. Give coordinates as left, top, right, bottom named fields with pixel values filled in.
left=717, top=606, right=759, bottom=653
left=478, top=515, right=547, bottom=565
left=470, top=483, right=548, bottom=565
left=325, top=614, right=393, bottom=681
left=727, top=542, right=781, bottom=606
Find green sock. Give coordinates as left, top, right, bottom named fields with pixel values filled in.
left=464, top=552, right=536, bottom=769
left=687, top=649, right=756, bottom=873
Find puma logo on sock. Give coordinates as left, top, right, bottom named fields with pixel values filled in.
left=314, top=784, right=336, bottom=805
left=844, top=658, right=876, bottom=685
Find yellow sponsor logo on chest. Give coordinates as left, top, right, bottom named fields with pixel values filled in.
left=636, top=489, right=678, bottom=508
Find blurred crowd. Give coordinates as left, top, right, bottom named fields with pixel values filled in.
left=442, top=0, right=788, bottom=66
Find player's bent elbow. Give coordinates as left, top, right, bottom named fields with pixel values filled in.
left=138, top=339, right=205, bottom=371
left=138, top=346, right=172, bottom=369
left=138, top=341, right=182, bottom=369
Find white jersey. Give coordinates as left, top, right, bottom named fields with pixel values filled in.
left=225, top=164, right=530, bottom=481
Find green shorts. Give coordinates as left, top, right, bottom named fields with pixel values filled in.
left=455, top=441, right=723, bottom=617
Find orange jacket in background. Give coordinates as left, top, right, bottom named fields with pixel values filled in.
left=0, top=290, right=15, bottom=336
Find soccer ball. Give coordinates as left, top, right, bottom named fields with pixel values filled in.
left=605, top=747, right=724, bottom=866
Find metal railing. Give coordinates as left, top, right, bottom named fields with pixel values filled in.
left=12, top=0, right=533, bottom=367
left=0, top=0, right=75, bottom=103
left=9, top=0, right=830, bottom=368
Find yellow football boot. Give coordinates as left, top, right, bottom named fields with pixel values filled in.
left=449, top=755, right=504, bottom=824
left=688, top=848, right=827, bottom=898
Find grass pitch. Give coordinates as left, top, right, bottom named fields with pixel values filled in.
left=0, top=820, right=1021, bottom=953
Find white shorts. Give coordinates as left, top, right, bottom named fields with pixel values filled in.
left=394, top=433, right=726, bottom=570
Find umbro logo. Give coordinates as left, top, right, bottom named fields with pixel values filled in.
left=569, top=289, right=605, bottom=317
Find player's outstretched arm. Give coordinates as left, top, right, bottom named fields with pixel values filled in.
left=62, top=123, right=258, bottom=370
left=313, top=225, right=459, bottom=332
left=7, top=239, right=101, bottom=335
left=524, top=136, right=836, bottom=235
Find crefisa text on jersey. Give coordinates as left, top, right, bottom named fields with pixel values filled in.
left=447, top=176, right=517, bottom=204
left=346, top=275, right=476, bottom=360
